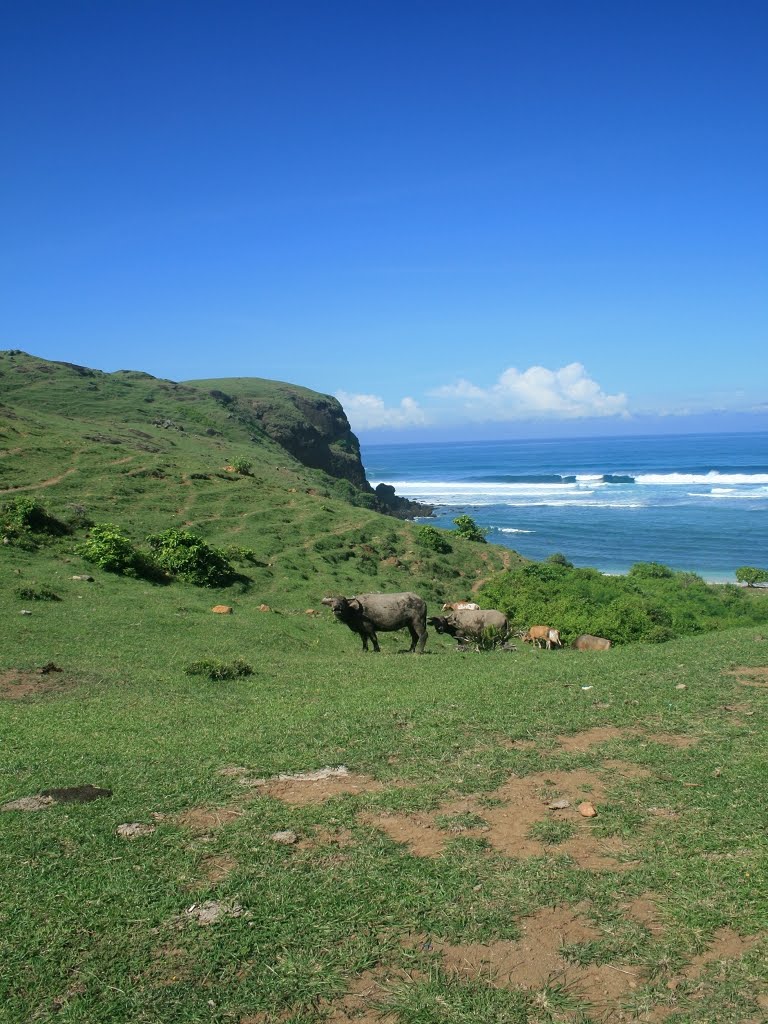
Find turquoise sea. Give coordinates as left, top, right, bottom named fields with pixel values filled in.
left=361, top=432, right=768, bottom=582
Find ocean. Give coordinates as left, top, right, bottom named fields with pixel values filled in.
left=362, top=432, right=768, bottom=582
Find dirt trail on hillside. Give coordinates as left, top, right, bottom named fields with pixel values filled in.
left=0, top=467, right=77, bottom=494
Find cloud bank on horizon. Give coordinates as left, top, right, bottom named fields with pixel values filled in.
left=338, top=362, right=629, bottom=432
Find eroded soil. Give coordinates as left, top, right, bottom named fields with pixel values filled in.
left=362, top=767, right=633, bottom=869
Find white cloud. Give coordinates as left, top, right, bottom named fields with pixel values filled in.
left=336, top=391, right=428, bottom=430
left=431, top=363, right=629, bottom=421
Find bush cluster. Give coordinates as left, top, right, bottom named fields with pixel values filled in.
left=479, top=560, right=768, bottom=646
left=146, top=529, right=236, bottom=587
left=77, top=524, right=141, bottom=575
left=417, top=525, right=452, bottom=554
left=452, top=514, right=488, bottom=543
left=1, top=496, right=70, bottom=547
left=185, top=658, right=254, bottom=680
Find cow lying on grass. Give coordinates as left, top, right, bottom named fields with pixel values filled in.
left=572, top=634, right=612, bottom=651
left=321, top=592, right=427, bottom=653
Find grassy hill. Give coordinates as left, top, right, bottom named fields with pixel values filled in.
left=2, top=350, right=767, bottom=1024
left=0, top=350, right=517, bottom=607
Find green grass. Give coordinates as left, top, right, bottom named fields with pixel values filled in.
left=2, top=351, right=767, bottom=1023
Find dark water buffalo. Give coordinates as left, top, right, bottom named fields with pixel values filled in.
left=572, top=634, right=612, bottom=651
left=321, top=592, right=427, bottom=653
left=428, top=608, right=508, bottom=644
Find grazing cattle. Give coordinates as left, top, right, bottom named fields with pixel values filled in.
left=428, top=608, right=508, bottom=644
left=572, top=634, right=612, bottom=651
left=321, top=592, right=427, bottom=653
left=546, top=628, right=563, bottom=649
left=441, top=601, right=480, bottom=612
left=518, top=625, right=561, bottom=649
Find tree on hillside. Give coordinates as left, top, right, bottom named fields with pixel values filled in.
left=452, top=514, right=488, bottom=543
left=735, top=565, right=768, bottom=587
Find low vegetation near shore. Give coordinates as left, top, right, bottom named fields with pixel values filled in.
left=2, top=351, right=767, bottom=1023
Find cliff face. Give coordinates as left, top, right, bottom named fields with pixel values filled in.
left=241, top=386, right=369, bottom=489
left=232, top=383, right=432, bottom=519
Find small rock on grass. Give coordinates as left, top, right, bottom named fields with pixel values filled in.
left=116, top=822, right=156, bottom=839
left=548, top=798, right=571, bottom=810
left=270, top=830, right=299, bottom=845
left=578, top=801, right=598, bottom=818
left=185, top=900, right=245, bottom=925
left=2, top=795, right=55, bottom=812
left=675, top=683, right=688, bottom=690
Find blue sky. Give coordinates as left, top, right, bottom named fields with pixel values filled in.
left=2, top=1, right=766, bottom=441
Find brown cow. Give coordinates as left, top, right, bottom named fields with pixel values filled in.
left=572, top=634, right=612, bottom=651
left=519, top=625, right=562, bottom=649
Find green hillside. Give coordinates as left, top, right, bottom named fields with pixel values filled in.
left=2, top=350, right=767, bottom=1024
left=0, top=350, right=518, bottom=607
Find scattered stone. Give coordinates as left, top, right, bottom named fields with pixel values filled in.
left=580, top=685, right=593, bottom=690
left=41, top=785, right=112, bottom=803
left=548, top=798, right=571, bottom=810
left=20, top=609, right=32, bottom=615
left=2, top=795, right=55, bottom=812
left=211, top=605, right=233, bottom=614
left=258, top=603, right=271, bottom=612
left=675, top=683, right=688, bottom=690
left=184, top=900, right=244, bottom=925
left=71, top=574, right=94, bottom=582
left=270, top=830, right=299, bottom=845
left=578, top=801, right=598, bottom=818
left=116, top=822, right=156, bottom=839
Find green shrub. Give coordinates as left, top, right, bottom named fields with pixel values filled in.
left=452, top=514, right=488, bottom=543
left=1, top=496, right=69, bottom=545
left=479, top=558, right=768, bottom=647
left=184, top=658, right=254, bottom=680
left=735, top=566, right=768, bottom=587
left=223, top=545, right=266, bottom=566
left=147, top=528, right=236, bottom=587
left=628, top=561, right=674, bottom=579
left=417, top=525, right=453, bottom=554
left=546, top=552, right=574, bottom=568
left=77, top=524, right=141, bottom=575
left=231, top=457, right=253, bottom=475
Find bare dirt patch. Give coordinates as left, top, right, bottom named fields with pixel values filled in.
left=622, top=893, right=666, bottom=936
left=435, top=904, right=601, bottom=989
left=554, top=726, right=637, bottom=752
left=176, top=806, right=244, bottom=831
left=668, top=926, right=762, bottom=988
left=297, top=825, right=356, bottom=851
left=184, top=899, right=245, bottom=926
left=728, top=665, right=768, bottom=688
left=0, top=669, right=67, bottom=700
left=197, top=853, right=238, bottom=885
left=321, top=968, right=403, bottom=1023
left=644, top=732, right=699, bottom=748
left=2, top=794, right=56, bottom=812
left=553, top=727, right=698, bottom=753
left=248, top=766, right=387, bottom=806
left=362, top=768, right=632, bottom=869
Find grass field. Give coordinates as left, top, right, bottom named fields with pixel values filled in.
left=2, top=352, right=767, bottom=1023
